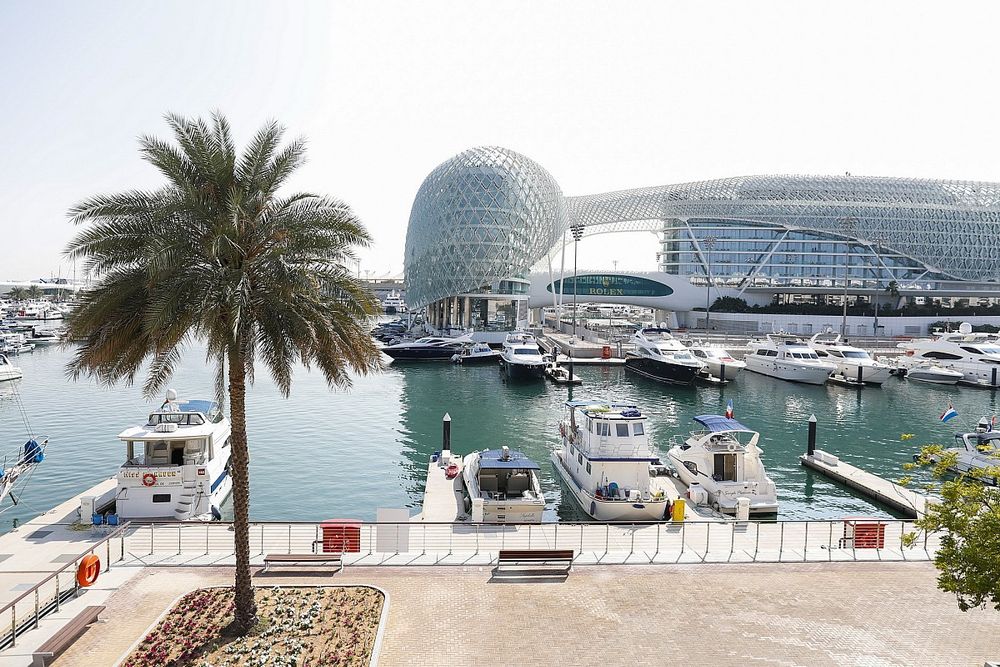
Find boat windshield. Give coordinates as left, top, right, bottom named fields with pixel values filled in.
left=979, top=346, right=1000, bottom=355
left=514, top=347, right=539, bottom=355
left=842, top=350, right=870, bottom=359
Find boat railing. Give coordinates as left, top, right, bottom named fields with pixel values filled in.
left=576, top=441, right=658, bottom=460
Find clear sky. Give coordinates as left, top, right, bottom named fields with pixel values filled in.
left=3, top=0, right=1000, bottom=280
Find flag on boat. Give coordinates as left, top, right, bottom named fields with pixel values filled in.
left=940, top=404, right=958, bottom=423
left=725, top=399, right=734, bottom=419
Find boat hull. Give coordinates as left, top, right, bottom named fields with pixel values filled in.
left=551, top=451, right=667, bottom=522
left=624, top=355, right=700, bottom=385
left=744, top=358, right=832, bottom=385
left=834, top=363, right=891, bottom=386
left=668, top=454, right=777, bottom=515
left=383, top=348, right=459, bottom=361
left=906, top=369, right=962, bottom=384
left=500, top=358, right=545, bottom=380
left=455, top=354, right=501, bottom=365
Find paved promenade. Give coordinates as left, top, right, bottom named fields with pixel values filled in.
left=43, top=561, right=1000, bottom=667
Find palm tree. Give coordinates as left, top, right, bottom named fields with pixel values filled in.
left=64, top=113, right=383, bottom=633
left=26, top=285, right=43, bottom=300
left=7, top=286, right=27, bottom=300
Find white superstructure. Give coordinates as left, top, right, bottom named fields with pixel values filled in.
left=114, top=390, right=232, bottom=521
left=744, top=334, right=835, bottom=385
left=462, top=446, right=545, bottom=523
left=499, top=331, right=546, bottom=380
left=552, top=401, right=669, bottom=521
left=667, top=415, right=778, bottom=515
left=808, top=332, right=891, bottom=386
left=896, top=323, right=1000, bottom=387
left=682, top=340, right=745, bottom=382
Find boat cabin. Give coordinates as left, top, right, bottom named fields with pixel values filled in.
left=473, top=448, right=541, bottom=500
left=675, top=415, right=761, bottom=483
left=119, top=400, right=226, bottom=467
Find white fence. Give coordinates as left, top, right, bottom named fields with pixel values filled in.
left=121, top=519, right=940, bottom=567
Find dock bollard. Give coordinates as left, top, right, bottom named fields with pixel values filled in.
left=807, top=414, right=817, bottom=457
left=442, top=413, right=451, bottom=452
left=568, top=350, right=574, bottom=381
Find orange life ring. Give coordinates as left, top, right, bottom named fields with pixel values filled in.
left=142, top=473, right=156, bottom=487
left=445, top=463, right=460, bottom=480
left=77, top=554, right=100, bottom=587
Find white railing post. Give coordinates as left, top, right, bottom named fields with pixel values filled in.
left=828, top=521, right=834, bottom=562
left=778, top=522, right=785, bottom=561
left=803, top=522, right=809, bottom=562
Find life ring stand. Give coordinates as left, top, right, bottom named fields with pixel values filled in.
left=141, top=473, right=157, bottom=487
left=76, top=554, right=100, bottom=587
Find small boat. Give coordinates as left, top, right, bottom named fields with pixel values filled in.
left=450, top=342, right=500, bottom=365
left=744, top=334, right=835, bottom=385
left=667, top=415, right=778, bottom=515
left=499, top=332, right=546, bottom=380
left=895, top=322, right=1000, bottom=387
left=0, top=354, right=23, bottom=382
left=921, top=418, right=1000, bottom=485
left=462, top=446, right=545, bottom=523
left=904, top=363, right=965, bottom=385
left=625, top=328, right=704, bottom=385
left=552, top=401, right=669, bottom=521
left=382, top=336, right=471, bottom=361
left=110, top=389, right=232, bottom=521
left=544, top=360, right=582, bottom=385
left=808, top=333, right=890, bottom=386
left=683, top=340, right=745, bottom=382
left=0, top=438, right=46, bottom=507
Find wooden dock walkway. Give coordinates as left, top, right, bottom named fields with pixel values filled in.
left=800, top=450, right=928, bottom=518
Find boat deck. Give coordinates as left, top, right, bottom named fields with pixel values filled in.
left=412, top=453, right=467, bottom=523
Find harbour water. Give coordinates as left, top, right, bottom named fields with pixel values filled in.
left=0, top=340, right=994, bottom=528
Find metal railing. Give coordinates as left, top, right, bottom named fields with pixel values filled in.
left=0, top=522, right=129, bottom=650
left=121, top=518, right=938, bottom=567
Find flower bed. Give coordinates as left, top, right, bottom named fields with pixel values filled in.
left=122, top=586, right=384, bottom=667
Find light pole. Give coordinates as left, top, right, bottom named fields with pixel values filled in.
left=869, top=232, right=887, bottom=340
left=571, top=224, right=584, bottom=340
left=703, top=236, right=717, bottom=331
left=839, top=217, right=856, bottom=339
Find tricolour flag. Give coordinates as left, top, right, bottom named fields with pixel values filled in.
left=725, top=399, right=734, bottom=419
left=940, top=405, right=958, bottom=423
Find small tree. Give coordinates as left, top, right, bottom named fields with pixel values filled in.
left=904, top=444, right=1000, bottom=611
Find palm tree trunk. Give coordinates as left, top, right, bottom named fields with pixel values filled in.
left=227, top=343, right=257, bottom=632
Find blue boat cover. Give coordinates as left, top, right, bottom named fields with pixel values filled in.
left=693, top=415, right=754, bottom=433
left=478, top=449, right=541, bottom=470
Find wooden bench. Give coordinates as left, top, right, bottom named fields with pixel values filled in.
left=262, top=554, right=343, bottom=573
left=495, top=549, right=574, bottom=575
left=32, top=605, right=105, bottom=667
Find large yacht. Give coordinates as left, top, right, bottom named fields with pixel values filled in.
left=683, top=340, right=745, bottom=382
left=0, top=354, right=22, bottom=382
left=667, top=415, right=778, bottom=515
left=462, top=446, right=546, bottom=522
left=624, top=328, right=704, bottom=385
left=381, top=290, right=407, bottom=315
left=382, top=335, right=470, bottom=361
left=744, top=334, right=835, bottom=385
left=499, top=332, right=546, bottom=380
left=552, top=401, right=669, bottom=521
left=112, top=390, right=232, bottom=521
left=808, top=332, right=891, bottom=386
left=896, top=323, right=1000, bottom=387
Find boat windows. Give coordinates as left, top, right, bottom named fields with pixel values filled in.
left=152, top=493, right=171, bottom=503
left=922, top=351, right=963, bottom=360
left=596, top=422, right=611, bottom=437
left=961, top=347, right=983, bottom=354
left=514, top=348, right=538, bottom=355
left=633, top=423, right=645, bottom=436
left=577, top=452, right=583, bottom=464
left=683, top=461, right=699, bottom=475
left=586, top=462, right=592, bottom=474
left=842, top=351, right=869, bottom=359
left=616, top=423, right=629, bottom=437
left=692, top=349, right=707, bottom=358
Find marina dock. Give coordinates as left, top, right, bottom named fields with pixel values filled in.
left=413, top=453, right=467, bottom=522
left=800, top=450, right=928, bottom=518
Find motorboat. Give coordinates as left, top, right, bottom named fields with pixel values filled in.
left=462, top=446, right=545, bottom=523
left=667, top=415, right=778, bottom=515
left=0, top=354, right=22, bottom=382
left=551, top=401, right=669, bottom=521
left=921, top=417, right=1000, bottom=485
left=544, top=360, right=582, bottom=385
left=808, top=332, right=891, bottom=386
left=895, top=322, right=1000, bottom=387
left=381, top=335, right=470, bottom=361
left=744, top=334, right=835, bottom=385
left=499, top=332, right=546, bottom=380
left=450, top=342, right=500, bottom=365
left=902, top=363, right=964, bottom=385
left=381, top=290, right=408, bottom=315
left=624, top=328, right=704, bottom=385
left=110, top=389, right=232, bottom=521
left=25, top=329, right=61, bottom=345
left=682, top=340, right=745, bottom=382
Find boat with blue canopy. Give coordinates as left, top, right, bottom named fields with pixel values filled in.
left=462, top=446, right=545, bottom=523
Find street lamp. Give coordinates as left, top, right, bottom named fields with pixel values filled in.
left=868, top=232, right=888, bottom=339
left=839, top=217, right=856, bottom=339
left=703, top=236, right=717, bottom=331
left=571, top=224, right=584, bottom=340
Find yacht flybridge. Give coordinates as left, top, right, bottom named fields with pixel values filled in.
left=896, top=322, right=1000, bottom=387
left=744, top=334, right=835, bottom=385
left=667, top=415, right=778, bottom=515
left=113, top=390, right=232, bottom=521
left=462, top=446, right=545, bottom=523
left=808, top=332, right=890, bottom=386
left=625, top=328, right=703, bottom=385
left=552, top=401, right=669, bottom=521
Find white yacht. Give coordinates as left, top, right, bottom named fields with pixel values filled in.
left=683, top=340, right=745, bottom=382
left=499, top=332, right=546, bottom=380
left=450, top=342, right=500, bottom=365
left=112, top=390, right=232, bottom=521
left=381, top=290, right=407, bottom=315
left=921, top=417, right=1000, bottom=485
left=900, top=362, right=964, bottom=385
left=808, top=332, right=891, bottom=386
left=624, top=328, right=704, bottom=385
left=667, top=415, right=778, bottom=515
left=744, top=334, right=836, bottom=385
left=0, top=354, right=22, bottom=383
left=896, top=323, right=1000, bottom=387
left=552, top=401, right=669, bottom=521
left=462, top=446, right=545, bottom=523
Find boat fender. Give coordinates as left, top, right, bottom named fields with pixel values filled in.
left=76, top=554, right=101, bottom=587
left=142, top=473, right=157, bottom=487
left=590, top=501, right=596, bottom=517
